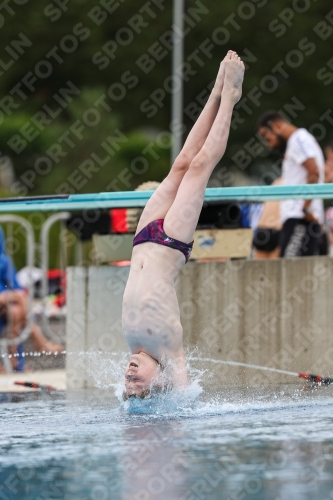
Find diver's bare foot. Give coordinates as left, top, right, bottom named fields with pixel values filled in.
left=222, top=51, right=245, bottom=103
left=213, top=51, right=234, bottom=95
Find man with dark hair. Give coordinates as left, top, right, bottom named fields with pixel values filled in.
left=257, top=111, right=325, bottom=257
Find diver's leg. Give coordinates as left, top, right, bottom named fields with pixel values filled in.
left=164, top=52, right=245, bottom=243
left=179, top=51, right=233, bottom=159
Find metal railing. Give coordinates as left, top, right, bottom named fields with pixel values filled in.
left=39, top=212, right=70, bottom=341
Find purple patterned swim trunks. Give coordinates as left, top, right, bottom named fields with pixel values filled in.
left=133, top=219, right=193, bottom=263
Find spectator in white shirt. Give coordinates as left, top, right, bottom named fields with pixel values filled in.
left=257, top=111, right=324, bottom=257
left=324, top=140, right=333, bottom=183
left=324, top=140, right=333, bottom=255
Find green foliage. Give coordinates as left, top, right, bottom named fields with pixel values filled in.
left=2, top=0, right=333, bottom=194
left=0, top=87, right=170, bottom=196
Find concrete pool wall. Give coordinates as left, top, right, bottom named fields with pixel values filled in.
left=66, top=257, right=333, bottom=390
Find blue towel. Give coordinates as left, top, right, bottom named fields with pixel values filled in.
left=0, top=226, right=22, bottom=293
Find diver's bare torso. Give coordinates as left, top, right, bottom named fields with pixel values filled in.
left=122, top=242, right=186, bottom=364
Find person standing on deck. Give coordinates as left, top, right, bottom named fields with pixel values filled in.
left=257, top=112, right=325, bottom=258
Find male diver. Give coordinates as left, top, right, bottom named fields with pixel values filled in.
left=122, top=51, right=245, bottom=399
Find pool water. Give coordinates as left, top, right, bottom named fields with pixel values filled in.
left=1, top=384, right=333, bottom=500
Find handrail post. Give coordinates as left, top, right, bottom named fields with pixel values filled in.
left=171, top=0, right=184, bottom=164
left=40, top=212, right=71, bottom=339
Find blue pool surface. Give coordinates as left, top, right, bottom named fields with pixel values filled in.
left=1, top=384, right=333, bottom=500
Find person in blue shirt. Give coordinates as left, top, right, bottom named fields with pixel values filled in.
left=0, top=227, right=62, bottom=371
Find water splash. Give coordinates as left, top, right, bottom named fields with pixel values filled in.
left=68, top=347, right=208, bottom=413
left=122, top=381, right=202, bottom=416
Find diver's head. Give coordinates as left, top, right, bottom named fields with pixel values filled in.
left=123, top=352, right=162, bottom=400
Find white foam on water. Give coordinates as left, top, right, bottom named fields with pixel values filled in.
left=71, top=347, right=208, bottom=415
left=8, top=347, right=332, bottom=418
left=122, top=380, right=202, bottom=416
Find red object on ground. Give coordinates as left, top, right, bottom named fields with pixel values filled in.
left=110, top=208, right=128, bottom=233
left=14, top=381, right=57, bottom=391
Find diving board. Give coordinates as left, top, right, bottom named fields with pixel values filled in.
left=0, top=184, right=333, bottom=212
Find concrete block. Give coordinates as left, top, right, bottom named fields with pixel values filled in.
left=66, top=267, right=88, bottom=389
left=66, top=258, right=333, bottom=390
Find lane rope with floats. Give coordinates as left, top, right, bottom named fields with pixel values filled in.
left=1, top=350, right=333, bottom=386
left=191, top=357, right=333, bottom=385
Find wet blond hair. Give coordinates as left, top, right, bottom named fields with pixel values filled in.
left=122, top=389, right=151, bottom=401
left=122, top=382, right=170, bottom=401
